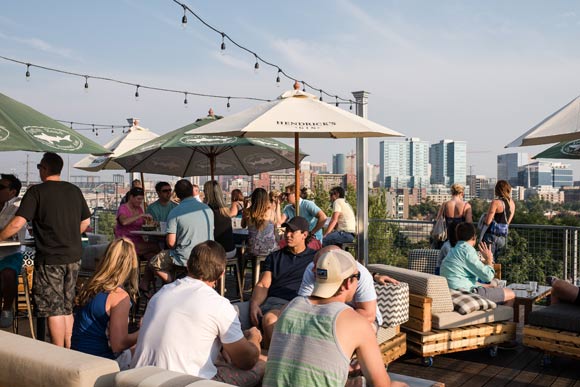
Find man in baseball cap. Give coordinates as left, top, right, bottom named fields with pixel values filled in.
left=263, top=249, right=407, bottom=387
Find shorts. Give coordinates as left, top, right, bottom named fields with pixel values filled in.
left=482, top=233, right=506, bottom=259
left=33, top=261, right=80, bottom=317
left=474, top=286, right=506, bottom=304
left=212, top=353, right=265, bottom=387
left=260, top=296, right=288, bottom=316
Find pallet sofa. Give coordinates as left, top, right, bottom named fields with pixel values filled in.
left=524, top=303, right=580, bottom=362
left=368, top=264, right=516, bottom=366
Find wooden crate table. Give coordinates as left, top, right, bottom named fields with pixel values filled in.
left=507, top=283, right=551, bottom=323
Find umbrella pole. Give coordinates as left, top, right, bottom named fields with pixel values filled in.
left=140, top=172, right=147, bottom=210
left=210, top=155, right=215, bottom=180
left=295, top=134, right=300, bottom=216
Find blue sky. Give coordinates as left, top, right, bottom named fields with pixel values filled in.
left=2, top=1, right=580, bottom=181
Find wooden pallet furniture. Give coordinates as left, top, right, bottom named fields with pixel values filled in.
left=524, top=302, right=580, bottom=362
left=369, top=264, right=516, bottom=366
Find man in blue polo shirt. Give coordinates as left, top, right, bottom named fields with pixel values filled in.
left=281, top=183, right=327, bottom=242
left=150, top=179, right=214, bottom=283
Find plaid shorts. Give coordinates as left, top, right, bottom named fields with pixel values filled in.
left=33, top=261, right=80, bottom=317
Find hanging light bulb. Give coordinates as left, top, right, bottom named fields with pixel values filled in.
left=221, top=33, right=226, bottom=52
left=95, top=130, right=99, bottom=137
left=111, top=126, right=114, bottom=134
left=184, top=92, right=188, bottom=108
left=254, top=54, right=259, bottom=72
left=301, top=81, right=306, bottom=92
left=92, top=124, right=95, bottom=133
left=335, top=96, right=339, bottom=107
left=276, top=69, right=281, bottom=87
left=84, top=76, right=89, bottom=93
left=319, top=90, right=323, bottom=102
left=135, top=85, right=140, bottom=101
left=181, top=6, right=187, bottom=27
left=350, top=100, right=353, bottom=111
left=25, top=64, right=30, bottom=81
left=227, top=97, right=231, bottom=109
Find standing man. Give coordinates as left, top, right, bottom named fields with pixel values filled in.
left=149, top=179, right=214, bottom=283
left=0, top=153, right=91, bottom=347
left=323, top=186, right=356, bottom=247
left=280, top=183, right=327, bottom=242
left=133, top=241, right=265, bottom=386
left=146, top=181, right=177, bottom=223
left=263, top=249, right=407, bottom=387
left=0, top=174, right=26, bottom=327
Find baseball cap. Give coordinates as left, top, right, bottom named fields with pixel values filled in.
left=282, top=216, right=309, bottom=232
left=312, top=249, right=357, bottom=298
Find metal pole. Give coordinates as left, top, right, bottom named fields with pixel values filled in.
left=353, top=91, right=369, bottom=265
left=574, top=229, right=578, bottom=284
left=564, top=229, right=569, bottom=280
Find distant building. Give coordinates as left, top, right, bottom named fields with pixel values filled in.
left=385, top=189, right=409, bottom=219
left=466, top=175, right=495, bottom=199
left=497, top=152, right=529, bottom=187
left=562, top=187, right=580, bottom=203
left=429, top=139, right=466, bottom=186
left=380, top=138, right=429, bottom=189
left=269, top=173, right=296, bottom=192
left=518, top=161, right=572, bottom=188
left=524, top=186, right=564, bottom=204
left=310, top=173, right=347, bottom=193
left=332, top=154, right=346, bottom=174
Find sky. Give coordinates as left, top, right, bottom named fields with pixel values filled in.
left=2, top=0, right=580, bottom=183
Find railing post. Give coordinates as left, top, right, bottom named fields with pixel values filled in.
left=573, top=229, right=578, bottom=284
left=564, top=229, right=569, bottom=281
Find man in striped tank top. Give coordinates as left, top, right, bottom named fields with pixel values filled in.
left=263, top=249, right=407, bottom=387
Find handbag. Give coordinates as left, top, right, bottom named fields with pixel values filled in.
left=431, top=205, right=447, bottom=242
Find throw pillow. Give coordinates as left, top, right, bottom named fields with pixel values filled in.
left=450, top=289, right=497, bottom=315
left=375, top=282, right=409, bottom=327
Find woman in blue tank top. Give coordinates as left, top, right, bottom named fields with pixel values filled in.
left=71, top=238, right=139, bottom=367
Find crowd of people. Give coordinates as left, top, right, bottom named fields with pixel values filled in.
left=3, top=155, right=580, bottom=386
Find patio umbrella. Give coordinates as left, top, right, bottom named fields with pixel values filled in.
left=115, top=115, right=307, bottom=179
left=74, top=119, right=159, bottom=171
left=507, top=96, right=580, bottom=148
left=186, top=83, right=405, bottom=209
left=0, top=92, right=109, bottom=154
left=532, top=139, right=580, bottom=160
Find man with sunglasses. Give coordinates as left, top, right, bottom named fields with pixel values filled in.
left=264, top=249, right=407, bottom=387
left=146, top=181, right=177, bottom=223
left=0, top=174, right=27, bottom=327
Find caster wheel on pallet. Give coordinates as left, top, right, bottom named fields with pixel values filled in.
left=422, top=357, right=434, bottom=367
left=540, top=354, right=552, bottom=367
left=489, top=346, right=498, bottom=357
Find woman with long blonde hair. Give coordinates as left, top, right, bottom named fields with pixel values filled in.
left=242, top=188, right=278, bottom=256
left=481, top=180, right=515, bottom=259
left=203, top=180, right=235, bottom=257
left=72, top=238, right=139, bottom=367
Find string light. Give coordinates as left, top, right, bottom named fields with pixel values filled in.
left=183, top=92, right=188, bottom=107
left=335, top=96, right=339, bottom=107
left=350, top=100, right=353, bottom=110
left=111, top=125, right=114, bottom=134
left=319, top=90, right=323, bottom=101
left=181, top=5, right=187, bottom=26
left=134, top=85, right=140, bottom=100
left=254, top=54, right=259, bottom=71
left=276, top=69, right=281, bottom=86
left=301, top=81, right=306, bottom=92
left=25, top=64, right=30, bottom=80
left=92, top=124, right=95, bottom=133
left=84, top=76, right=89, bottom=91
left=226, top=97, right=231, bottom=109
left=220, top=33, right=226, bottom=51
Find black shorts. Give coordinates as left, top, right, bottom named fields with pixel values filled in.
left=33, top=261, right=80, bottom=317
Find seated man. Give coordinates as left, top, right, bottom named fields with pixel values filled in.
left=250, top=216, right=316, bottom=348
left=323, top=186, right=356, bottom=247
left=549, top=278, right=580, bottom=305
left=298, top=245, right=398, bottom=329
left=132, top=241, right=265, bottom=386
left=263, top=249, right=407, bottom=387
left=146, top=181, right=178, bottom=223
left=440, top=222, right=515, bottom=306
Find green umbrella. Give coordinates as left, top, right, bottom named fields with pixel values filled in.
left=116, top=115, right=307, bottom=179
left=0, top=92, right=110, bottom=154
left=533, top=139, right=580, bottom=160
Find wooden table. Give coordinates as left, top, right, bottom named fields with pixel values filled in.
left=130, top=230, right=167, bottom=238
left=507, top=283, right=552, bottom=323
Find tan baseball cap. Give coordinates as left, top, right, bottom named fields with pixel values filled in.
left=312, top=249, right=357, bottom=298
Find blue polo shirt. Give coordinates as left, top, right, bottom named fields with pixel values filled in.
left=263, top=247, right=316, bottom=301
left=166, top=197, right=214, bottom=266
left=283, top=199, right=323, bottom=240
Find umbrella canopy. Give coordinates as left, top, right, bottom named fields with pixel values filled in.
left=74, top=121, right=159, bottom=171
left=187, top=84, right=404, bottom=210
left=0, top=92, right=109, bottom=154
left=115, top=116, right=307, bottom=179
left=507, top=96, right=580, bottom=148
left=533, top=139, right=580, bottom=160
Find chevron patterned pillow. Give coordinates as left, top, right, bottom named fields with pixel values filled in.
left=375, top=282, right=409, bottom=328
left=450, top=289, right=497, bottom=315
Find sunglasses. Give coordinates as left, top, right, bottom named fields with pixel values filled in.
left=348, top=272, right=361, bottom=281
left=160, top=189, right=172, bottom=193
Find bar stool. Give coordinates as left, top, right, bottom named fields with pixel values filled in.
left=13, top=265, right=35, bottom=339
left=219, top=249, right=244, bottom=301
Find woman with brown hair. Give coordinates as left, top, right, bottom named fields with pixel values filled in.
left=482, top=180, right=515, bottom=259
left=242, top=188, right=278, bottom=257
left=204, top=180, right=236, bottom=258
left=229, top=189, right=245, bottom=218
left=72, top=238, right=139, bottom=368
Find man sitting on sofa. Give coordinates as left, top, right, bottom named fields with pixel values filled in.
left=440, top=222, right=515, bottom=306
left=132, top=240, right=265, bottom=386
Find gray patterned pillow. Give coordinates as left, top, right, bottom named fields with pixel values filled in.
left=375, top=282, right=409, bottom=327
left=451, top=289, right=496, bottom=315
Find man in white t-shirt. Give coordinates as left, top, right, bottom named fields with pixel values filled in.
left=323, top=186, right=356, bottom=247
left=132, top=241, right=265, bottom=386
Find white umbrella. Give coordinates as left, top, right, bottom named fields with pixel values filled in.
left=187, top=83, right=405, bottom=208
left=74, top=119, right=159, bottom=171
left=507, top=96, right=580, bottom=148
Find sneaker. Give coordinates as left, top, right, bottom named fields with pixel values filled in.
left=0, top=310, right=13, bottom=328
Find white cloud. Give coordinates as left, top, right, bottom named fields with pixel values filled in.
left=0, top=31, right=75, bottom=59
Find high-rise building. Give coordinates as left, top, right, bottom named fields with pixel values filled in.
left=497, top=152, right=529, bottom=186
left=379, top=138, right=429, bottom=189
left=517, top=161, right=572, bottom=188
left=332, top=154, right=346, bottom=174
left=429, top=140, right=467, bottom=186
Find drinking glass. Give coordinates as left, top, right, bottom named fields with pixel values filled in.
left=528, top=281, right=538, bottom=295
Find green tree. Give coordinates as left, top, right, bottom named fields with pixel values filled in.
left=408, top=198, right=439, bottom=220
left=312, top=178, right=331, bottom=216
left=95, top=210, right=116, bottom=241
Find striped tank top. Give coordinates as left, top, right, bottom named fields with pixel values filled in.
left=263, top=296, right=351, bottom=387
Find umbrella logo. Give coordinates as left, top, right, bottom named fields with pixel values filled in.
left=562, top=140, right=580, bottom=156
left=0, top=126, right=10, bottom=142
left=24, top=126, right=83, bottom=151
left=136, top=139, right=166, bottom=153
left=178, top=135, right=237, bottom=146
left=244, top=154, right=281, bottom=168
left=275, top=120, right=337, bottom=131
left=249, top=138, right=287, bottom=149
